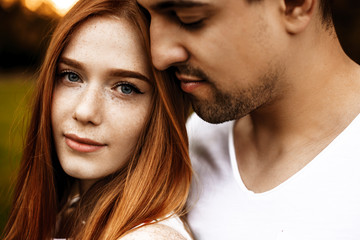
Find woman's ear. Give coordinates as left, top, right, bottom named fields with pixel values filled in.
left=282, top=0, right=316, bottom=34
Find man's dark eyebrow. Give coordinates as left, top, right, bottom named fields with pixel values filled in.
left=149, top=1, right=209, bottom=11
left=59, top=57, right=150, bottom=83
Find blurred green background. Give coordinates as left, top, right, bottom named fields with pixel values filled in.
left=0, top=0, right=360, bottom=234
left=1, top=0, right=61, bottom=233
left=0, top=76, right=33, bottom=230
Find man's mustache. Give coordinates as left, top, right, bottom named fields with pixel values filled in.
left=170, top=65, right=209, bottom=80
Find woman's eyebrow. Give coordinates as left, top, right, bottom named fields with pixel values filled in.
left=58, top=57, right=84, bottom=70
left=108, top=69, right=150, bottom=83
left=59, top=56, right=150, bottom=83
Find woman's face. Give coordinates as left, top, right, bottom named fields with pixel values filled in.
left=52, top=16, right=153, bottom=191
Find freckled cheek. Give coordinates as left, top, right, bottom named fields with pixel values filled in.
left=51, top=89, right=67, bottom=132
left=107, top=104, right=150, bottom=148
left=51, top=87, right=81, bottom=135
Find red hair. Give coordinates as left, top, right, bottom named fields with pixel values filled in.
left=2, top=0, right=191, bottom=239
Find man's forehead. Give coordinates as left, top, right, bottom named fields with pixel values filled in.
left=138, top=0, right=212, bottom=11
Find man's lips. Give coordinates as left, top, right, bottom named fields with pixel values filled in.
left=64, top=133, right=106, bottom=153
left=175, top=72, right=203, bottom=82
left=175, top=72, right=205, bottom=93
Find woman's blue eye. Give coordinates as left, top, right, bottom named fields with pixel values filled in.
left=120, top=85, right=133, bottom=94
left=67, top=72, right=80, bottom=82
left=115, top=83, right=142, bottom=95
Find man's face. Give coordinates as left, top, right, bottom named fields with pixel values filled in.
left=138, top=0, right=288, bottom=123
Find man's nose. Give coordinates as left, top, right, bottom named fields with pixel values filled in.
left=149, top=18, right=189, bottom=70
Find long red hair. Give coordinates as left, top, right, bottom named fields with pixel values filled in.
left=2, top=0, right=191, bottom=239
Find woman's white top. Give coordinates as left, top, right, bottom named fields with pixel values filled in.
left=54, top=215, right=192, bottom=240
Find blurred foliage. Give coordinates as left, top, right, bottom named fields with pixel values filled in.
left=0, top=0, right=59, bottom=72
left=0, top=75, right=34, bottom=234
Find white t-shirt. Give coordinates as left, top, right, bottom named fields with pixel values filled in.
left=186, top=113, right=360, bottom=240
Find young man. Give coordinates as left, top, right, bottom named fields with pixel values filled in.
left=137, top=0, right=360, bottom=239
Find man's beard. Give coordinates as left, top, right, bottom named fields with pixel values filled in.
left=190, top=82, right=274, bottom=124
left=174, top=64, right=279, bottom=124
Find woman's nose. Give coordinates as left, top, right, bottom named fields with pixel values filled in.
left=72, top=85, right=102, bottom=126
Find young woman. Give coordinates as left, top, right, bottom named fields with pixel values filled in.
left=2, top=0, right=192, bottom=239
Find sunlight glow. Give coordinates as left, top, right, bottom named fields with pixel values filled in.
left=0, top=0, right=15, bottom=8
left=22, top=0, right=79, bottom=16
left=24, top=0, right=42, bottom=12
left=48, top=0, right=78, bottom=16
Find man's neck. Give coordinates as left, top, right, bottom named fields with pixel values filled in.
left=233, top=32, right=360, bottom=193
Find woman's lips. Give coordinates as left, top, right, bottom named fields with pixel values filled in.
left=175, top=72, right=205, bottom=93
left=64, top=133, right=106, bottom=153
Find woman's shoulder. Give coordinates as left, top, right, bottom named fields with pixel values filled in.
left=120, top=215, right=192, bottom=240
left=54, top=224, right=186, bottom=240
left=120, top=223, right=187, bottom=240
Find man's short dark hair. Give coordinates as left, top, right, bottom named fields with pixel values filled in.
left=318, top=0, right=332, bottom=23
